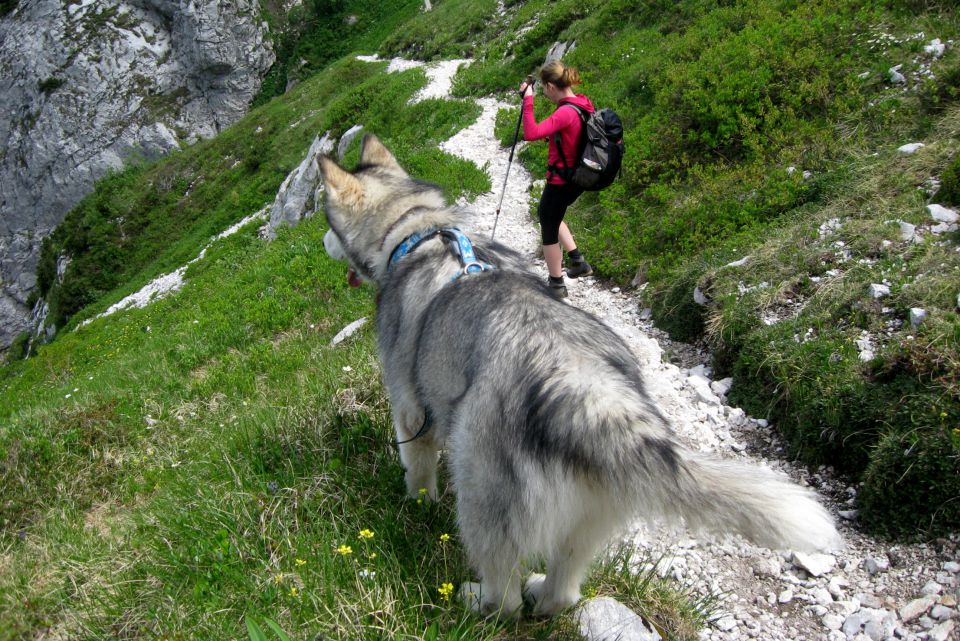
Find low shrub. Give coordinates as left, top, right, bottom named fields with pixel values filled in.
left=648, top=260, right=709, bottom=343
left=38, top=76, right=65, bottom=94
left=860, top=428, right=960, bottom=539
left=937, top=154, right=960, bottom=206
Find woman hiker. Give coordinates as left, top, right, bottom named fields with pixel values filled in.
left=519, top=60, right=594, bottom=298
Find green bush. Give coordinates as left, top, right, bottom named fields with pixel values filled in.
left=649, top=260, right=708, bottom=343
left=6, top=332, right=31, bottom=362
left=937, top=154, right=960, bottom=206
left=38, top=77, right=65, bottom=94
left=860, top=428, right=960, bottom=539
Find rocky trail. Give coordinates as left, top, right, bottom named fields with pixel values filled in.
left=413, top=58, right=959, bottom=641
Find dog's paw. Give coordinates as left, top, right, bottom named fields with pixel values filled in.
left=523, top=573, right=547, bottom=607
left=459, top=582, right=483, bottom=613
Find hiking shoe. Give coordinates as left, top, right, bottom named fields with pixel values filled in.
left=548, top=276, right=568, bottom=298
left=566, top=260, right=593, bottom=279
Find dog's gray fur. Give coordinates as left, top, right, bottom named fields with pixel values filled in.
left=320, top=135, right=841, bottom=618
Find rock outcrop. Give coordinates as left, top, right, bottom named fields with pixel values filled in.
left=0, top=0, right=274, bottom=348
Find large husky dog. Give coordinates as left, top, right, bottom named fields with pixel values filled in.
left=320, top=135, right=841, bottom=618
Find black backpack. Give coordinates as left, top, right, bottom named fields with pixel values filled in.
left=549, top=103, right=625, bottom=191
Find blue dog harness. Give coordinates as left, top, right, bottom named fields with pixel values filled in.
left=387, top=227, right=494, bottom=281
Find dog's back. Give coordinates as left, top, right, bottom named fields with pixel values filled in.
left=405, top=253, right=839, bottom=616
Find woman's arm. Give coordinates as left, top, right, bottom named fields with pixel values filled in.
left=522, top=95, right=577, bottom=141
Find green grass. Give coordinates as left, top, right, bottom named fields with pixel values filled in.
left=2, top=23, right=699, bottom=636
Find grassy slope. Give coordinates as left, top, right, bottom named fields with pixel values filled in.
left=253, top=0, right=426, bottom=107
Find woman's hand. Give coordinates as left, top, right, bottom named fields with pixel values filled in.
left=518, top=75, right=535, bottom=97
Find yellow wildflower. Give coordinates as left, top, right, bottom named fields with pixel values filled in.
left=367, top=552, right=378, bottom=560
left=438, top=582, right=454, bottom=601
left=295, top=558, right=307, bottom=567
left=418, top=487, right=428, bottom=495
left=289, top=587, right=299, bottom=597
left=273, top=573, right=284, bottom=584
left=359, top=528, right=374, bottom=540
left=337, top=544, right=353, bottom=556
left=439, top=533, right=451, bottom=543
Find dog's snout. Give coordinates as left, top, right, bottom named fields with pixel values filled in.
left=324, top=229, right=346, bottom=261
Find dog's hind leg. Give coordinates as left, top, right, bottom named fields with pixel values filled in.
left=398, top=438, right=438, bottom=500
left=524, top=512, right=611, bottom=616
left=453, top=460, right=524, bottom=617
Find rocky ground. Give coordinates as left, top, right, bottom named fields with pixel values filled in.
left=426, top=61, right=959, bottom=641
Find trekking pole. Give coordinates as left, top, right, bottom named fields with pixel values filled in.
left=492, top=74, right=534, bottom=240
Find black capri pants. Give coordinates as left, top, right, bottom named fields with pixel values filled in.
left=538, top=181, right=585, bottom=245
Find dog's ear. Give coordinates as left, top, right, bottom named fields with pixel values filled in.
left=320, top=156, right=363, bottom=209
left=360, top=134, right=407, bottom=176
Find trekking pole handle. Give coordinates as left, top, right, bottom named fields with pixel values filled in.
left=518, top=74, right=536, bottom=96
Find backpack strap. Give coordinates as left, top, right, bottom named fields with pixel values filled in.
left=548, top=102, right=589, bottom=180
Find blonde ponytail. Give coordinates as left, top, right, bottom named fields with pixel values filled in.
left=540, top=60, right=582, bottom=89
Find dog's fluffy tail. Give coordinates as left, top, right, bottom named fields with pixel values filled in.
left=660, top=452, right=842, bottom=552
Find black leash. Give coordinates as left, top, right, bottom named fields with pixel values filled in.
left=395, top=414, right=431, bottom=445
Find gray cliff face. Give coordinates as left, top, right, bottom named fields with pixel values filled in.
left=0, top=0, right=275, bottom=348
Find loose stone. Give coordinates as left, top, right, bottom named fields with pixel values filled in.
left=928, top=619, right=955, bottom=641
left=921, top=580, right=943, bottom=596
left=930, top=605, right=955, bottom=620
left=793, top=552, right=836, bottom=577
left=842, top=613, right=864, bottom=637
left=822, top=613, right=844, bottom=630
left=900, top=595, right=938, bottom=622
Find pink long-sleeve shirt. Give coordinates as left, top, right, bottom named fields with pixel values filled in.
left=522, top=93, right=595, bottom=184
